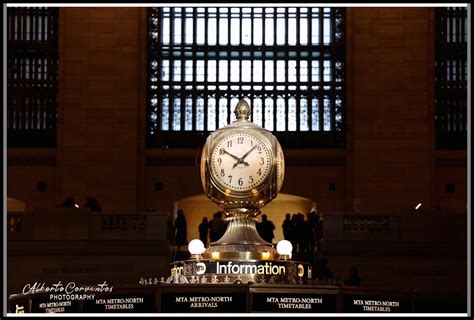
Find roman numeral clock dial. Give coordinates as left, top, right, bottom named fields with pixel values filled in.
left=210, top=133, right=271, bottom=192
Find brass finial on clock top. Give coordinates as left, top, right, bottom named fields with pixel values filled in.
left=200, top=99, right=285, bottom=260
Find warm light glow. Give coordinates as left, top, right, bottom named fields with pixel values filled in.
left=261, top=251, right=270, bottom=259
left=74, top=204, right=79, bottom=208
left=211, top=252, right=220, bottom=260
left=276, top=240, right=293, bottom=256
left=188, top=239, right=206, bottom=255
left=415, top=203, right=422, bottom=210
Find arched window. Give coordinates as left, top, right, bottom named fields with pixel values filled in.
left=7, top=7, right=59, bottom=147
left=147, top=6, right=346, bottom=148
left=435, top=7, right=467, bottom=149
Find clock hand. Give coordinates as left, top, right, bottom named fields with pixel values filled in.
left=222, top=149, right=241, bottom=162
left=232, top=160, right=249, bottom=168
left=239, top=145, right=258, bottom=162
left=223, top=149, right=249, bottom=169
left=232, top=146, right=257, bottom=168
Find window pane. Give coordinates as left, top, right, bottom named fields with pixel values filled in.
left=288, top=60, right=297, bottom=82
left=288, top=97, right=297, bottom=131
left=324, top=8, right=331, bottom=44
left=264, top=98, right=274, bottom=131
left=300, top=61, right=308, bottom=82
left=288, top=17, right=296, bottom=45
left=277, top=60, right=285, bottom=82
left=173, top=16, right=181, bottom=44
left=208, top=97, right=216, bottom=131
left=172, top=97, right=181, bottom=130
left=162, top=16, right=170, bottom=44
left=323, top=97, right=331, bottom=131
left=185, top=16, right=193, bottom=44
left=253, top=97, right=263, bottom=126
left=242, top=61, right=251, bottom=82
left=276, top=17, right=285, bottom=45
left=312, top=8, right=319, bottom=44
left=276, top=97, right=285, bottom=131
left=254, top=17, right=263, bottom=45
left=312, top=98, right=319, bottom=131
left=230, top=16, right=240, bottom=45
left=242, top=17, right=251, bottom=44
left=230, top=60, right=239, bottom=82
left=218, top=97, right=228, bottom=128
left=197, top=17, right=205, bottom=44
left=219, top=60, right=228, bottom=82
left=185, top=96, right=193, bottom=131
left=300, top=96, right=309, bottom=131
left=208, top=17, right=217, bottom=45
left=300, top=16, right=308, bottom=44
left=265, top=60, right=274, bottom=82
left=254, top=60, right=263, bottom=82
left=265, top=16, right=274, bottom=45
left=162, top=97, right=169, bottom=130
left=173, top=60, right=181, bottom=81
left=219, top=14, right=228, bottom=45
left=185, top=60, right=193, bottom=82
left=196, top=97, right=204, bottom=130
left=208, top=60, right=216, bottom=82
left=196, top=60, right=204, bottom=82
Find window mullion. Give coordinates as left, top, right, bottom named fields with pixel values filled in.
left=273, top=8, right=277, bottom=131
left=226, top=8, right=231, bottom=125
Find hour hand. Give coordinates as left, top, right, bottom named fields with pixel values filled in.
left=232, top=159, right=249, bottom=168
left=222, top=149, right=240, bottom=162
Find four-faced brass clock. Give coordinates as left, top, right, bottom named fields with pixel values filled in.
left=201, top=99, right=284, bottom=211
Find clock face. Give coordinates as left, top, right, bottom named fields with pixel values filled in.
left=210, top=133, right=272, bottom=192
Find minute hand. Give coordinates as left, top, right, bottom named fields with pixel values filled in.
left=240, top=145, right=258, bottom=162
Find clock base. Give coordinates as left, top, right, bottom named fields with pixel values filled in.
left=204, top=209, right=278, bottom=261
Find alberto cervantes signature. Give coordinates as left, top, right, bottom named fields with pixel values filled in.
left=22, top=281, right=113, bottom=295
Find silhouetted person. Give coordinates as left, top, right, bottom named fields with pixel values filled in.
left=318, top=257, right=334, bottom=281
left=295, top=213, right=306, bottom=253
left=84, top=197, right=101, bottom=212
left=209, top=211, right=226, bottom=243
left=344, top=266, right=361, bottom=286
left=282, top=213, right=292, bottom=240
left=290, top=214, right=298, bottom=251
left=167, top=213, right=175, bottom=245
left=174, top=209, right=187, bottom=249
left=315, top=211, right=324, bottom=253
left=58, top=197, right=76, bottom=208
left=198, top=217, right=209, bottom=247
left=257, top=214, right=275, bottom=244
left=307, top=211, right=319, bottom=253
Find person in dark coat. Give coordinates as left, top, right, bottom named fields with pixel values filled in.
left=198, top=217, right=209, bottom=247
left=174, top=209, right=188, bottom=249
left=257, top=214, right=275, bottom=244
left=282, top=213, right=292, bottom=240
left=344, top=266, right=361, bottom=286
left=318, top=257, right=334, bottom=281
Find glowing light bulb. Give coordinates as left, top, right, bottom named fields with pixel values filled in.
left=276, top=240, right=293, bottom=260
left=188, top=239, right=206, bottom=255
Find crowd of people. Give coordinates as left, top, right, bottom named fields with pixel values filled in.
left=168, top=208, right=360, bottom=286
left=281, top=210, right=323, bottom=254
left=169, top=209, right=324, bottom=253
